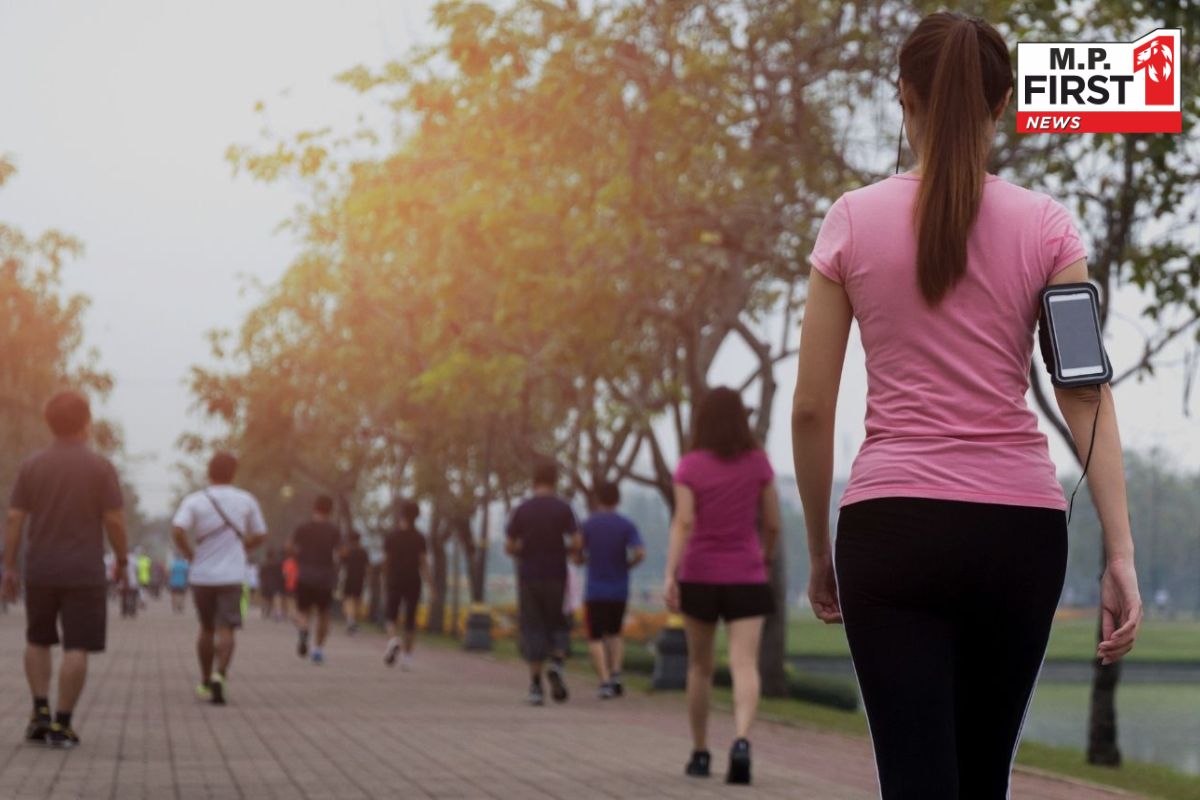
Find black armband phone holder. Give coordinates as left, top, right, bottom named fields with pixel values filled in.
left=1037, top=282, right=1112, bottom=388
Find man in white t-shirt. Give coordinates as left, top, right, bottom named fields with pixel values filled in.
left=171, top=452, right=267, bottom=705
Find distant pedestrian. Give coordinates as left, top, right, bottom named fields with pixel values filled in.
left=281, top=552, right=298, bottom=618
left=259, top=548, right=284, bottom=620
left=171, top=452, right=268, bottom=705
left=136, top=550, right=152, bottom=605
left=2, top=390, right=129, bottom=748
left=382, top=503, right=430, bottom=670
left=290, top=495, right=341, bottom=665
left=576, top=481, right=645, bottom=699
left=121, top=556, right=140, bottom=618
left=506, top=461, right=581, bottom=706
left=663, top=387, right=781, bottom=784
left=341, top=530, right=369, bottom=634
left=168, top=555, right=189, bottom=613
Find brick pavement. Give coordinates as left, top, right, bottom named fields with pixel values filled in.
left=0, top=600, right=1141, bottom=799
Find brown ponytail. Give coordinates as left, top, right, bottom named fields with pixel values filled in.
left=899, top=13, right=1012, bottom=305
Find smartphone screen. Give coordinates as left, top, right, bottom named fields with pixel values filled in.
left=1048, top=293, right=1105, bottom=377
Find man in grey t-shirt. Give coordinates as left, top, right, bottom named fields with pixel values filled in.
left=3, top=391, right=128, bottom=749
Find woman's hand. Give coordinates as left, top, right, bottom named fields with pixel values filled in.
left=808, top=552, right=842, bottom=624
left=1097, top=556, right=1142, bottom=665
left=662, top=575, right=681, bottom=614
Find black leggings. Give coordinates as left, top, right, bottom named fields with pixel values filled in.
left=834, top=497, right=1067, bottom=800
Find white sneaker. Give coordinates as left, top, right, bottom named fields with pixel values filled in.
left=400, top=653, right=414, bottom=672
left=384, top=638, right=401, bottom=666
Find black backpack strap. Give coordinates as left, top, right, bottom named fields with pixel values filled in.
left=200, top=490, right=245, bottom=542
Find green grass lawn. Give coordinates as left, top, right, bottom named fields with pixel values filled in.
left=784, top=615, right=1200, bottom=662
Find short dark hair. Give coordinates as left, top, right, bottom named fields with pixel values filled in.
left=207, top=451, right=238, bottom=484
left=594, top=481, right=620, bottom=507
left=691, top=386, right=758, bottom=460
left=398, top=500, right=420, bottom=525
left=314, top=495, right=334, bottom=515
left=44, top=390, right=91, bottom=438
left=532, top=460, right=558, bottom=488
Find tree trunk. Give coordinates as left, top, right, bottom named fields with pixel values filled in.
left=759, top=537, right=789, bottom=697
left=426, top=516, right=449, bottom=634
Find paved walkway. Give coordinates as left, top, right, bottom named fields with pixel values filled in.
left=0, top=600, right=1140, bottom=799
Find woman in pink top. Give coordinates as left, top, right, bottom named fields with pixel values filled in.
left=792, top=13, right=1143, bottom=799
left=663, top=387, right=781, bottom=784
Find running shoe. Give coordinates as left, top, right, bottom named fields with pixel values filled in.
left=195, top=682, right=213, bottom=702
left=610, top=674, right=624, bottom=697
left=311, top=649, right=324, bottom=665
left=526, top=683, right=545, bottom=706
left=597, top=682, right=616, bottom=700
left=400, top=653, right=413, bottom=672
left=726, top=738, right=752, bottom=785
left=209, top=673, right=227, bottom=706
left=297, top=629, right=309, bottom=658
left=347, top=622, right=359, bottom=635
left=685, top=750, right=712, bottom=778
left=546, top=664, right=569, bottom=703
left=384, top=638, right=401, bottom=667
left=46, top=723, right=79, bottom=749
left=25, top=710, right=51, bottom=744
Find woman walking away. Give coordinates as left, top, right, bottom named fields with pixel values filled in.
left=663, top=387, right=781, bottom=785
left=792, top=13, right=1143, bottom=799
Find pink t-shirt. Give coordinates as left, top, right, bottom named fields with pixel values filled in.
left=809, top=174, right=1087, bottom=511
left=674, top=449, right=774, bottom=584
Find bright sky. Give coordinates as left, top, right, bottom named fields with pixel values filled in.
left=1, top=1, right=1196, bottom=516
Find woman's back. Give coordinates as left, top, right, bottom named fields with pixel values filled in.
left=811, top=173, right=1085, bottom=510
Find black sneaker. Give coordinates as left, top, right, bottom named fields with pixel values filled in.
left=526, top=683, right=545, bottom=706
left=726, top=738, right=751, bottom=785
left=297, top=629, right=309, bottom=658
left=610, top=675, right=624, bottom=697
left=546, top=664, right=569, bottom=703
left=25, top=711, right=51, bottom=744
left=46, top=723, right=79, bottom=749
left=685, top=750, right=711, bottom=778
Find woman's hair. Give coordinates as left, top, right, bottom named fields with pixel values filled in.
left=899, top=12, right=1012, bottom=305
left=691, top=386, right=758, bottom=461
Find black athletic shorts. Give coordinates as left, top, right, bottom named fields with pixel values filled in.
left=585, top=600, right=627, bottom=640
left=679, top=581, right=774, bottom=623
left=295, top=582, right=333, bottom=613
left=192, top=584, right=243, bottom=630
left=342, top=578, right=365, bottom=599
left=25, top=585, right=107, bottom=652
left=385, top=579, right=421, bottom=631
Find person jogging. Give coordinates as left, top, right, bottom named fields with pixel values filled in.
left=290, top=495, right=341, bottom=664
left=3, top=391, right=128, bottom=748
left=382, top=502, right=430, bottom=670
left=168, top=555, right=189, bottom=613
left=341, top=530, right=369, bottom=634
left=171, top=452, right=268, bottom=705
left=506, top=461, right=580, bottom=706
left=792, top=13, right=1143, bottom=798
left=663, top=387, right=781, bottom=784
left=576, top=481, right=644, bottom=699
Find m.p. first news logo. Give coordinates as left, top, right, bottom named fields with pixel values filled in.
left=1017, top=28, right=1182, bottom=133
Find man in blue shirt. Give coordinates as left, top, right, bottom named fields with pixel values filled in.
left=577, top=481, right=644, bottom=699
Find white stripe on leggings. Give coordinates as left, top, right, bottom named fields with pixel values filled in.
left=1005, top=641, right=1051, bottom=799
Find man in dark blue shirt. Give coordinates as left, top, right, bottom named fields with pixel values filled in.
left=577, top=481, right=644, bottom=698
left=505, top=461, right=580, bottom=706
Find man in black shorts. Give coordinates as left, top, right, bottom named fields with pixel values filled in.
left=382, top=501, right=429, bottom=670
left=506, top=461, right=580, bottom=705
left=3, top=391, right=128, bottom=748
left=340, top=531, right=369, bottom=634
left=291, top=495, right=341, bottom=664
